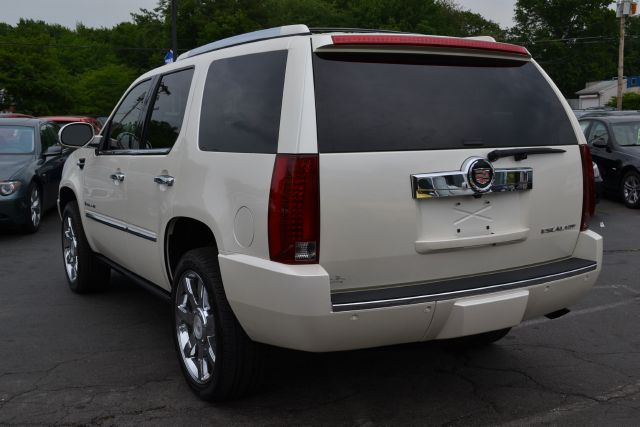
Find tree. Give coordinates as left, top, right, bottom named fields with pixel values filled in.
left=607, top=92, right=640, bottom=110
left=511, top=0, right=618, bottom=96
left=75, top=64, right=138, bottom=115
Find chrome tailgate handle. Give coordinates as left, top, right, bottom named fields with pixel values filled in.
left=110, top=172, right=125, bottom=182
left=154, top=175, right=175, bottom=186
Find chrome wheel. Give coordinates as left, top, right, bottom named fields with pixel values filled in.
left=62, top=216, right=78, bottom=282
left=624, top=174, right=640, bottom=205
left=175, top=271, right=216, bottom=384
left=30, top=186, right=41, bottom=227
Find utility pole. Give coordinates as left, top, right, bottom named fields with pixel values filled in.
left=618, top=9, right=625, bottom=110
left=617, top=1, right=638, bottom=110
left=171, top=0, right=178, bottom=62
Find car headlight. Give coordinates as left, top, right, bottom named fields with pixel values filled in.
left=0, top=181, right=22, bottom=196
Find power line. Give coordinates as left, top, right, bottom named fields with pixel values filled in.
left=0, top=41, right=174, bottom=51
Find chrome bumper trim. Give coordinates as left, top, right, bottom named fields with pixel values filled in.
left=331, top=258, right=597, bottom=312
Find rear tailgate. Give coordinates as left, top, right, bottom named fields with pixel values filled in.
left=311, top=38, right=584, bottom=293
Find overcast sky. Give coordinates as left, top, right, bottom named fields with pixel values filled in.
left=456, top=0, right=517, bottom=28
left=3, top=0, right=518, bottom=29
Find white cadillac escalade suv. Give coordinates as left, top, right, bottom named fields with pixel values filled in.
left=57, top=25, right=603, bottom=401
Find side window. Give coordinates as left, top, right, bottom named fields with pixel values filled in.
left=588, top=122, right=609, bottom=145
left=143, top=68, right=194, bottom=151
left=105, top=79, right=152, bottom=151
left=579, top=120, right=590, bottom=137
left=199, top=50, right=288, bottom=153
left=39, top=123, right=59, bottom=152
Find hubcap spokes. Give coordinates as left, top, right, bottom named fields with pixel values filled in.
left=175, top=271, right=216, bottom=384
left=30, top=188, right=41, bottom=226
left=624, top=176, right=640, bottom=204
left=62, top=217, right=78, bottom=282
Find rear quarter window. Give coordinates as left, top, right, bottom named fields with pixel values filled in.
left=313, top=53, right=577, bottom=153
left=199, top=50, right=288, bottom=153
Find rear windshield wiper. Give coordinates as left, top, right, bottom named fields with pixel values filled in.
left=487, top=147, right=566, bottom=162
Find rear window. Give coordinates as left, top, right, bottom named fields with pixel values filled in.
left=199, top=50, right=287, bottom=153
left=313, top=53, right=576, bottom=153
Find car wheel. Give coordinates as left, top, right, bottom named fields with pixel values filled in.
left=61, top=201, right=110, bottom=293
left=172, top=248, right=264, bottom=401
left=443, top=328, right=511, bottom=349
left=22, top=183, right=41, bottom=233
left=621, top=170, right=640, bottom=208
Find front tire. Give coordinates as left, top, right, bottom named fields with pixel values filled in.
left=172, top=248, right=263, bottom=401
left=621, top=170, right=640, bottom=208
left=22, top=183, right=41, bottom=233
left=61, top=202, right=110, bottom=292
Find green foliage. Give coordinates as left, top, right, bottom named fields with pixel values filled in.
left=75, top=64, right=138, bottom=115
left=0, top=0, right=506, bottom=115
left=510, top=0, right=631, bottom=97
left=607, top=92, right=640, bottom=110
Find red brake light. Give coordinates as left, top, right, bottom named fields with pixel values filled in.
left=580, top=145, right=595, bottom=231
left=331, top=35, right=530, bottom=57
left=268, top=154, right=320, bottom=264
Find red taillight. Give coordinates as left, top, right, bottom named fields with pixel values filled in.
left=580, top=145, right=595, bottom=231
left=268, top=154, right=320, bottom=264
left=331, top=35, right=530, bottom=57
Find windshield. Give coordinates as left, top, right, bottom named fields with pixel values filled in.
left=0, top=126, right=35, bottom=154
left=612, top=122, right=640, bottom=146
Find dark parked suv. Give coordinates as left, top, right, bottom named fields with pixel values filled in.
left=579, top=115, right=640, bottom=208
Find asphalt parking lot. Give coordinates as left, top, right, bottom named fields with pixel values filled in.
left=0, top=198, right=639, bottom=426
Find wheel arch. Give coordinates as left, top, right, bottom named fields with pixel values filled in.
left=58, top=186, right=78, bottom=217
left=165, top=217, right=218, bottom=286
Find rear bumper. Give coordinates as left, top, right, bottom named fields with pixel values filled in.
left=219, top=230, right=602, bottom=352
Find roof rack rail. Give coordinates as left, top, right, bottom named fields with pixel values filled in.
left=309, top=27, right=413, bottom=35
left=177, top=24, right=311, bottom=61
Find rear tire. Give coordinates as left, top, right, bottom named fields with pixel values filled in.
left=172, top=248, right=264, bottom=401
left=621, top=170, right=640, bottom=209
left=61, top=202, right=110, bottom=293
left=444, top=328, right=511, bottom=349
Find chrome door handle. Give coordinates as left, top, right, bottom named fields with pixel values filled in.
left=110, top=172, right=125, bottom=182
left=154, top=175, right=174, bottom=186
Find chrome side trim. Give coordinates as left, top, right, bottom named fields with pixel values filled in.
left=411, top=167, right=533, bottom=199
left=331, top=259, right=597, bottom=312
left=85, top=211, right=127, bottom=232
left=85, top=211, right=157, bottom=242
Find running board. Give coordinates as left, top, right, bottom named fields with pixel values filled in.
left=95, top=254, right=171, bottom=302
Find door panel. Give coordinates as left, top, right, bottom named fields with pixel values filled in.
left=82, top=153, right=130, bottom=267
left=119, top=68, right=194, bottom=289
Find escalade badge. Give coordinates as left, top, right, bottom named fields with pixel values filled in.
left=465, top=157, right=495, bottom=193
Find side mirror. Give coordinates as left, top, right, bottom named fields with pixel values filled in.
left=42, top=145, right=63, bottom=157
left=59, top=122, right=95, bottom=148
left=592, top=138, right=608, bottom=148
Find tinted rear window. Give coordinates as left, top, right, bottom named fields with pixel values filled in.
left=313, top=53, right=576, bottom=153
left=199, top=50, right=287, bottom=153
